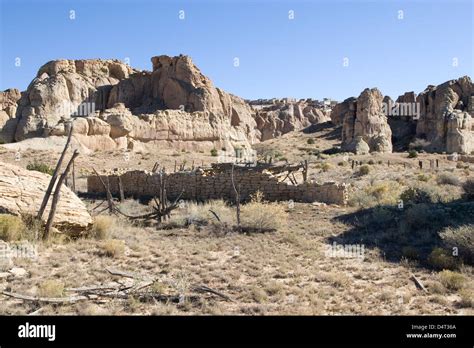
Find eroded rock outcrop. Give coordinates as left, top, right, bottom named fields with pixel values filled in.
left=0, top=161, right=92, bottom=233
left=341, top=88, right=392, bottom=153
left=0, top=89, right=21, bottom=143
left=5, top=55, right=258, bottom=152
left=253, top=99, right=330, bottom=141
left=14, top=59, right=136, bottom=141
left=416, top=76, right=474, bottom=154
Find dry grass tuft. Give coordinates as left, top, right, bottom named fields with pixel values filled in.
left=38, top=280, right=65, bottom=298
left=102, top=239, right=125, bottom=258
left=240, top=194, right=287, bottom=232
left=91, top=215, right=116, bottom=240
left=0, top=214, right=26, bottom=241
left=438, top=270, right=466, bottom=291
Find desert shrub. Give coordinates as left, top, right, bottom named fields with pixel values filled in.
left=240, top=196, right=287, bottom=232
left=176, top=200, right=234, bottom=227
left=210, top=148, right=218, bottom=156
left=91, top=215, right=115, bottom=240
left=337, top=161, right=346, bottom=166
left=306, top=138, right=315, bottom=145
left=0, top=214, right=26, bottom=241
left=102, top=239, right=125, bottom=257
left=417, top=174, right=430, bottom=182
left=458, top=288, right=473, bottom=308
left=26, top=161, right=54, bottom=176
left=440, top=225, right=474, bottom=264
left=404, top=203, right=435, bottom=230
left=368, top=159, right=375, bottom=165
left=366, top=181, right=402, bottom=205
left=407, top=150, right=418, bottom=158
left=436, top=172, right=460, bottom=186
left=321, top=162, right=332, bottom=172
left=400, top=184, right=461, bottom=204
left=370, top=207, right=395, bottom=228
left=427, top=248, right=459, bottom=270
left=358, top=165, right=370, bottom=176
left=348, top=190, right=373, bottom=208
left=38, top=280, right=65, bottom=298
left=438, top=270, right=466, bottom=291
left=402, top=246, right=419, bottom=260
left=462, top=178, right=474, bottom=199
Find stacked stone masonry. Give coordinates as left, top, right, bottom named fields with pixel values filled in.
left=87, top=168, right=349, bottom=205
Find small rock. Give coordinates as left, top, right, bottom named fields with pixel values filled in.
left=9, top=267, right=27, bottom=278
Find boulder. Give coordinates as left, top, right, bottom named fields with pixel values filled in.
left=0, top=161, right=92, bottom=233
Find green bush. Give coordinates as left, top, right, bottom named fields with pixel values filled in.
left=26, top=161, right=54, bottom=176
left=440, top=225, right=473, bottom=264
left=210, top=148, right=218, bottom=157
left=306, top=138, right=315, bottom=145
left=358, top=165, right=370, bottom=176
left=462, top=178, right=474, bottom=199
left=408, top=150, right=418, bottom=158
left=427, top=248, right=459, bottom=270
left=436, top=173, right=460, bottom=186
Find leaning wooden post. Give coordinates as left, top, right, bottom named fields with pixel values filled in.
left=44, top=150, right=80, bottom=240
left=37, top=124, right=74, bottom=220
left=118, top=176, right=125, bottom=202
left=231, top=163, right=241, bottom=230
left=72, top=158, right=76, bottom=193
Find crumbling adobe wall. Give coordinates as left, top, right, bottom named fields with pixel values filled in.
left=87, top=168, right=349, bottom=205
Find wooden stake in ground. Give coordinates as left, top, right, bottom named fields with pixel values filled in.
left=231, top=163, right=241, bottom=230
left=118, top=176, right=125, bottom=202
left=44, top=150, right=80, bottom=239
left=37, top=124, right=74, bottom=220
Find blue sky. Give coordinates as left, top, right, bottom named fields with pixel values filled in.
left=0, top=0, right=472, bottom=101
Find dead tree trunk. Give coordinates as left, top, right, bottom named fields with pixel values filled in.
left=37, top=124, right=74, bottom=220
left=44, top=150, right=79, bottom=240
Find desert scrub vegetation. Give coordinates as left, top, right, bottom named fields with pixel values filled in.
left=463, top=178, right=474, bottom=199
left=358, top=165, right=370, bottom=176
left=26, top=161, right=54, bottom=176
left=440, top=225, right=474, bottom=264
left=400, top=183, right=461, bottom=204
left=0, top=214, right=26, bottom=241
left=436, top=172, right=460, bottom=186
left=348, top=180, right=401, bottom=208
left=90, top=215, right=116, bottom=240
left=427, top=247, right=459, bottom=270
left=438, top=270, right=466, bottom=291
left=240, top=192, right=287, bottom=233
left=38, top=279, right=65, bottom=298
left=101, top=239, right=125, bottom=257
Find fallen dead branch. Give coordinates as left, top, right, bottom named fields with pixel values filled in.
left=2, top=266, right=233, bottom=306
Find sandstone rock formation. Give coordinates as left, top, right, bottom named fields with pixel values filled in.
left=0, top=89, right=21, bottom=143
left=330, top=97, right=356, bottom=127
left=340, top=88, right=392, bottom=153
left=0, top=161, right=92, bottom=233
left=4, top=55, right=258, bottom=152
left=416, top=76, right=474, bottom=154
left=253, top=99, right=330, bottom=141
left=14, top=59, right=136, bottom=141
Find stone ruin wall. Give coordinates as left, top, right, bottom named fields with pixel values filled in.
left=87, top=168, right=349, bottom=205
